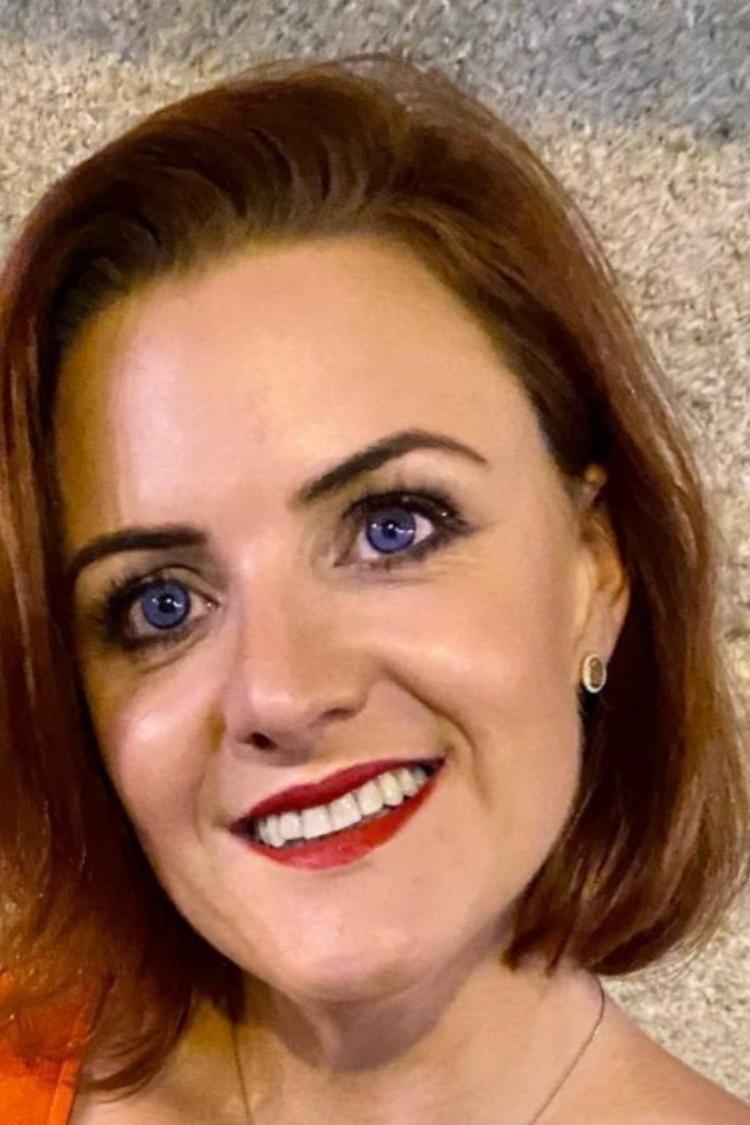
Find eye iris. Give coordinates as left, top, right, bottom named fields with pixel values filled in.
left=140, top=581, right=191, bottom=630
left=366, top=507, right=417, bottom=555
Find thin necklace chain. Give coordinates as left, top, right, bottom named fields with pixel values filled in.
left=231, top=1012, right=252, bottom=1124
left=525, top=976, right=606, bottom=1125
left=231, top=977, right=607, bottom=1125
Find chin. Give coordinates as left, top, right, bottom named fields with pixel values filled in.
left=254, top=930, right=441, bottom=1007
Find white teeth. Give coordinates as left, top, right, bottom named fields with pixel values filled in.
left=278, top=811, right=303, bottom=842
left=262, top=815, right=285, bottom=848
left=252, top=763, right=437, bottom=848
left=301, top=806, right=333, bottom=840
left=377, top=771, right=405, bottom=807
left=329, top=793, right=362, bottom=832
left=356, top=779, right=384, bottom=817
left=395, top=766, right=420, bottom=797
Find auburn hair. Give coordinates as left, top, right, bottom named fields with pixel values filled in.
left=1, top=53, right=748, bottom=1097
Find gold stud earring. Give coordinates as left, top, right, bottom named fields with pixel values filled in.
left=581, top=654, right=607, bottom=694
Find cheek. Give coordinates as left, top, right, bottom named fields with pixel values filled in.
left=393, top=560, right=584, bottom=825
left=82, top=662, right=213, bottom=851
left=400, top=549, right=580, bottom=721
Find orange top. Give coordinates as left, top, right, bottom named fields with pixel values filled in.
left=0, top=1040, right=81, bottom=1125
left=0, top=976, right=89, bottom=1125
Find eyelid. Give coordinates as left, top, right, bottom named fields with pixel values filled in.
left=345, top=486, right=457, bottom=525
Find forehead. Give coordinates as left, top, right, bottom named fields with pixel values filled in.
left=54, top=236, right=549, bottom=542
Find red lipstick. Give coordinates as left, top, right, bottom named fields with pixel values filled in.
left=232, top=763, right=443, bottom=871
left=232, top=757, right=442, bottom=825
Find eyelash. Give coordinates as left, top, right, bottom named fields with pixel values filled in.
left=89, top=486, right=472, bottom=657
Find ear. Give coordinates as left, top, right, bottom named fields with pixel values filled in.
left=572, top=465, right=629, bottom=667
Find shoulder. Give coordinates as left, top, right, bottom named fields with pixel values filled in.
left=566, top=992, right=750, bottom=1125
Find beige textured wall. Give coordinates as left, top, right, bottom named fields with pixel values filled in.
left=1, top=0, right=748, bottom=1105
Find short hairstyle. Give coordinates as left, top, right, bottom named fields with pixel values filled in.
left=1, top=53, right=748, bottom=1096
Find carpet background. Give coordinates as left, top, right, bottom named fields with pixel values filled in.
left=1, top=0, right=749, bottom=1106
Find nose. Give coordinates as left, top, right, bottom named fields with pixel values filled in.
left=220, top=577, right=372, bottom=757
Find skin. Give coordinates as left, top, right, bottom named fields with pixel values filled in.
left=55, top=237, right=750, bottom=1124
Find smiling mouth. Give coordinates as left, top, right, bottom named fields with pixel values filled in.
left=236, top=761, right=443, bottom=851
left=250, top=799, right=407, bottom=849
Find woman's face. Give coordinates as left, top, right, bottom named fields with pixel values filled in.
left=55, top=236, right=627, bottom=1005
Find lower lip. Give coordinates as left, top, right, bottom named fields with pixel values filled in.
left=235, top=773, right=440, bottom=871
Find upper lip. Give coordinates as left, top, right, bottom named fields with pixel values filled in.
left=230, top=757, right=444, bottom=828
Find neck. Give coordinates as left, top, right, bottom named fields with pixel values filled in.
left=232, top=955, right=603, bottom=1125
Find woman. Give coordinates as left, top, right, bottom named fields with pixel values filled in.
left=0, top=52, right=749, bottom=1125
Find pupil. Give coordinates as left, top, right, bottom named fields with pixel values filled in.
left=142, top=582, right=190, bottom=630
left=366, top=508, right=416, bottom=554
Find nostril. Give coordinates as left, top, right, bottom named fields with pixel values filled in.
left=249, top=732, right=276, bottom=750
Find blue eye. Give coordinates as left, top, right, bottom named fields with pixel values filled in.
left=139, top=580, right=191, bottom=630
left=365, top=507, right=418, bottom=555
left=94, top=571, right=211, bottom=655
left=348, top=489, right=470, bottom=569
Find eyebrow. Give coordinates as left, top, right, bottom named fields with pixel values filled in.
left=65, top=427, right=489, bottom=587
